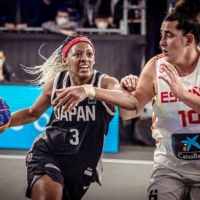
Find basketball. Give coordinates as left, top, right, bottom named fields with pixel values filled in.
left=0, top=98, right=11, bottom=133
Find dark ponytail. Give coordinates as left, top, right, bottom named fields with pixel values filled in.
left=174, top=0, right=200, bottom=16
left=165, top=0, right=200, bottom=45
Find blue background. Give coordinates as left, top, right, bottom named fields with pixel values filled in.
left=0, top=85, right=119, bottom=153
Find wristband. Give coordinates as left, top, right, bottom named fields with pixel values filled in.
left=83, top=84, right=96, bottom=98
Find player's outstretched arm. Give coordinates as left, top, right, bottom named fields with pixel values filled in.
left=95, top=75, right=138, bottom=110
left=119, top=57, right=157, bottom=120
left=9, top=78, right=53, bottom=127
left=52, top=75, right=139, bottom=113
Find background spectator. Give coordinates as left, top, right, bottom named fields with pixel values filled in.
left=0, top=50, right=15, bottom=83
left=80, top=0, right=101, bottom=28
left=38, top=0, right=62, bottom=23
left=0, top=0, right=42, bottom=30
left=60, top=0, right=84, bottom=23
left=95, top=0, right=116, bottom=29
left=42, top=7, right=78, bottom=36
left=80, top=0, right=116, bottom=29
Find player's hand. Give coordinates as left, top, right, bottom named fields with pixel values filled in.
left=158, top=62, right=185, bottom=98
left=4, top=23, right=16, bottom=30
left=60, top=29, right=77, bottom=36
left=120, top=74, right=139, bottom=92
left=52, top=86, right=87, bottom=113
left=16, top=23, right=27, bottom=30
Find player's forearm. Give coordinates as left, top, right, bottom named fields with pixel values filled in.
left=94, top=87, right=138, bottom=110
left=9, top=109, right=39, bottom=127
left=42, top=22, right=61, bottom=34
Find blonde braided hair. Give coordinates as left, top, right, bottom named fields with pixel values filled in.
left=23, top=35, right=89, bottom=86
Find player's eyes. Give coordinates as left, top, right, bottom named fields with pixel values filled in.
left=87, top=53, right=93, bottom=57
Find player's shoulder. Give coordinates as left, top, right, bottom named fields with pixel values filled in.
left=144, top=54, right=165, bottom=71
left=142, top=56, right=157, bottom=71
left=102, top=74, right=119, bottom=84
left=156, top=53, right=165, bottom=60
left=140, top=55, right=160, bottom=80
left=148, top=53, right=165, bottom=64
left=100, top=74, right=119, bottom=89
left=93, top=69, right=119, bottom=85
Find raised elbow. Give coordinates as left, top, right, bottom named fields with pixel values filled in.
left=132, top=98, right=139, bottom=110
left=126, top=98, right=139, bottom=111
left=119, top=98, right=139, bottom=120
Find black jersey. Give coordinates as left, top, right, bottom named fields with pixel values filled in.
left=44, top=69, right=115, bottom=181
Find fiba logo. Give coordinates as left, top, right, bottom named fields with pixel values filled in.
left=0, top=114, right=4, bottom=125
left=10, top=113, right=50, bottom=131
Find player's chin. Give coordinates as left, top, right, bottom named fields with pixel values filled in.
left=79, top=72, right=92, bottom=79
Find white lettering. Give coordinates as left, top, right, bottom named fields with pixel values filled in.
left=54, top=105, right=96, bottom=121
left=178, top=152, right=200, bottom=159
left=68, top=107, right=77, bottom=121
left=77, top=107, right=86, bottom=121
left=60, top=110, right=68, bottom=121
left=86, top=105, right=95, bottom=121
left=70, top=129, right=79, bottom=145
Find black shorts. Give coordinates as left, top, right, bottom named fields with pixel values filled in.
left=25, top=139, right=93, bottom=200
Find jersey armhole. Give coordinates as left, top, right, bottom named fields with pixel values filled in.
left=97, top=74, right=116, bottom=116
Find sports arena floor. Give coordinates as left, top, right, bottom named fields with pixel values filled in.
left=0, top=144, right=154, bottom=200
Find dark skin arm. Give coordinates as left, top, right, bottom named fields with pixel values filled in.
left=52, top=75, right=138, bottom=113
left=9, top=78, right=53, bottom=127
left=119, top=57, right=157, bottom=120
left=9, top=74, right=138, bottom=127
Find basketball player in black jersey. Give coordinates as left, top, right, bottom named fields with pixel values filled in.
left=9, top=35, right=138, bottom=200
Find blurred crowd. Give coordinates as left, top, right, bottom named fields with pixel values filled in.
left=0, top=0, right=142, bottom=36
left=0, top=0, right=169, bottom=86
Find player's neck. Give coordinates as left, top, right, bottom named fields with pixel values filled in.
left=70, top=77, right=92, bottom=86
left=174, top=54, right=199, bottom=76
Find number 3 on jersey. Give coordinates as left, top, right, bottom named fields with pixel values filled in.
left=70, top=129, right=79, bottom=145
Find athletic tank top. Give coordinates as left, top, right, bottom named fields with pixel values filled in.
left=44, top=69, right=115, bottom=180
left=152, top=54, right=200, bottom=180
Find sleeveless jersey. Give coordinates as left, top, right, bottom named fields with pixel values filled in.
left=152, top=54, right=200, bottom=180
left=36, top=69, right=115, bottom=181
